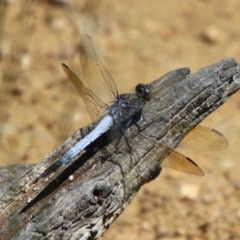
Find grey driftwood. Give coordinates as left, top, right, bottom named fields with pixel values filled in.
left=0, top=57, right=240, bottom=240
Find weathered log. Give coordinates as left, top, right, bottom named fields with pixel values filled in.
left=0, top=57, right=240, bottom=240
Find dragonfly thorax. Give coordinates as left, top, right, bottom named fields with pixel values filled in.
left=107, top=93, right=143, bottom=126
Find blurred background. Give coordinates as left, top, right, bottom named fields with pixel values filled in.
left=0, top=0, right=240, bottom=239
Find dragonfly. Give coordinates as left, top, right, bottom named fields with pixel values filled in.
left=41, top=34, right=228, bottom=178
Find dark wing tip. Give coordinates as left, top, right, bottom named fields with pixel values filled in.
left=211, top=128, right=224, bottom=137
left=187, top=157, right=205, bottom=176
left=61, top=63, right=68, bottom=68
left=211, top=128, right=229, bottom=149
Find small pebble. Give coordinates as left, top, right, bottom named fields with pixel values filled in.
left=201, top=25, right=221, bottom=44
left=180, top=183, right=200, bottom=199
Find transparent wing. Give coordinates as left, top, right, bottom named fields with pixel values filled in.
left=129, top=126, right=205, bottom=176
left=178, top=125, right=228, bottom=151
left=61, top=63, right=108, bottom=120
left=79, top=34, right=118, bottom=107
left=161, top=149, right=205, bottom=176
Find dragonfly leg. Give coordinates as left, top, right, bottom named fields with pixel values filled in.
left=114, top=133, right=132, bottom=154
left=113, top=118, right=133, bottom=154
left=141, top=111, right=147, bottom=122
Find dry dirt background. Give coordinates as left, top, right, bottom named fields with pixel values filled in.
left=0, top=0, right=240, bottom=239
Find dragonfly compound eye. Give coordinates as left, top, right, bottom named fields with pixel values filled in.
left=135, top=83, right=151, bottom=101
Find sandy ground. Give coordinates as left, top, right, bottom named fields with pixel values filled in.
left=0, top=0, right=240, bottom=239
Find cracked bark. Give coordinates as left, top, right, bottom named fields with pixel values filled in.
left=0, top=57, right=240, bottom=240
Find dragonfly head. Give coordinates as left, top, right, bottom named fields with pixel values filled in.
left=135, top=83, right=151, bottom=102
